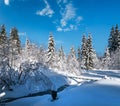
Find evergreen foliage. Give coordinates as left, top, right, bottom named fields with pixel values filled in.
left=108, top=24, right=120, bottom=54
left=81, top=34, right=97, bottom=70
left=9, top=27, right=21, bottom=54
left=0, top=24, right=120, bottom=90
left=108, top=24, right=120, bottom=69
left=47, top=33, right=55, bottom=68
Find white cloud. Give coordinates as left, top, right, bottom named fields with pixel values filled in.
left=56, top=2, right=83, bottom=32
left=60, top=3, right=76, bottom=27
left=4, top=0, right=10, bottom=5
left=57, top=0, right=67, bottom=4
left=36, top=0, right=54, bottom=18
left=18, top=32, right=26, bottom=36
left=76, top=16, right=83, bottom=23
left=57, top=24, right=77, bottom=32
left=57, top=27, right=63, bottom=31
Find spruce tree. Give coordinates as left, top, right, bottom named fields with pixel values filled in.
left=117, top=27, right=120, bottom=48
left=58, top=45, right=64, bottom=60
left=81, top=34, right=87, bottom=69
left=108, top=25, right=120, bottom=54
left=67, top=46, right=80, bottom=75
left=38, top=45, right=46, bottom=64
left=25, top=39, right=31, bottom=57
left=86, top=35, right=94, bottom=70
left=47, top=33, right=55, bottom=68
left=102, top=48, right=111, bottom=69
left=110, top=48, right=120, bottom=70
left=9, top=27, right=21, bottom=54
left=81, top=34, right=98, bottom=70
left=0, top=25, right=7, bottom=43
left=9, top=27, right=21, bottom=67
left=0, top=25, right=8, bottom=61
left=108, top=26, right=114, bottom=53
left=108, top=24, right=120, bottom=69
left=77, top=46, right=81, bottom=70
left=77, top=47, right=81, bottom=63
left=70, top=46, right=76, bottom=58
left=114, top=24, right=119, bottom=50
left=57, top=46, right=67, bottom=73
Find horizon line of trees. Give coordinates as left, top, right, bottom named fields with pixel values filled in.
left=0, top=24, right=120, bottom=91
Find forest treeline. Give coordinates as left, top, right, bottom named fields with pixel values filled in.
left=0, top=24, right=120, bottom=91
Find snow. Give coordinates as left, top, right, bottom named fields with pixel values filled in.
left=6, top=78, right=120, bottom=106
left=0, top=68, right=70, bottom=100
left=3, top=70, right=120, bottom=106
left=0, top=92, right=5, bottom=98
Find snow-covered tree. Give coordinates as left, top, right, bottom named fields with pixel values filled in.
left=108, top=26, right=115, bottom=53
left=37, top=45, right=46, bottom=64
left=58, top=46, right=65, bottom=60
left=115, top=24, right=120, bottom=48
left=77, top=46, right=81, bottom=70
left=81, top=34, right=87, bottom=70
left=67, top=46, right=80, bottom=75
left=51, top=46, right=67, bottom=74
left=0, top=25, right=9, bottom=61
left=9, top=27, right=21, bottom=54
left=102, top=48, right=111, bottom=70
left=110, top=47, right=120, bottom=70
left=85, top=35, right=94, bottom=70
left=107, top=24, right=120, bottom=70
left=108, top=25, right=120, bottom=54
left=81, top=34, right=99, bottom=70
left=46, top=33, right=55, bottom=68
left=21, top=39, right=39, bottom=64
left=9, top=27, right=21, bottom=68
left=0, top=25, right=7, bottom=43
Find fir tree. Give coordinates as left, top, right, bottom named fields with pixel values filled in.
left=77, top=47, right=81, bottom=61
left=67, top=46, right=80, bottom=75
left=57, top=46, right=67, bottom=73
left=117, top=28, right=120, bottom=48
left=114, top=24, right=119, bottom=50
left=81, top=34, right=87, bottom=69
left=102, top=48, right=111, bottom=69
left=70, top=46, right=76, bottom=58
left=58, top=46, right=65, bottom=60
left=0, top=25, right=9, bottom=62
left=108, top=26, right=115, bottom=53
left=110, top=48, right=120, bottom=70
left=86, top=35, right=94, bottom=70
left=81, top=34, right=98, bottom=70
left=0, top=25, right=7, bottom=43
left=25, top=39, right=31, bottom=57
left=9, top=27, right=21, bottom=68
left=47, top=33, right=55, bottom=68
left=107, top=24, right=120, bottom=70
left=38, top=45, right=46, bottom=64
left=9, top=27, right=21, bottom=54
left=77, top=46, right=81, bottom=70
left=108, top=24, right=120, bottom=54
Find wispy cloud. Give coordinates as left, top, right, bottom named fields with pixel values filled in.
left=36, top=0, right=54, bottom=18
left=76, top=16, right=83, bottom=24
left=60, top=3, right=76, bottom=27
left=4, top=0, right=10, bottom=5
left=56, top=2, right=83, bottom=32
left=57, top=0, right=67, bottom=4
left=57, top=24, right=77, bottom=32
left=18, top=32, right=26, bottom=36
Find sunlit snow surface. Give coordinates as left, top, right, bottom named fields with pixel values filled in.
left=4, top=70, right=120, bottom=106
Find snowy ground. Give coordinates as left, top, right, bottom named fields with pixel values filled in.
left=1, top=70, right=120, bottom=106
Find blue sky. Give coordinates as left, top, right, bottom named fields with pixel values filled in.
left=0, top=0, right=120, bottom=55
